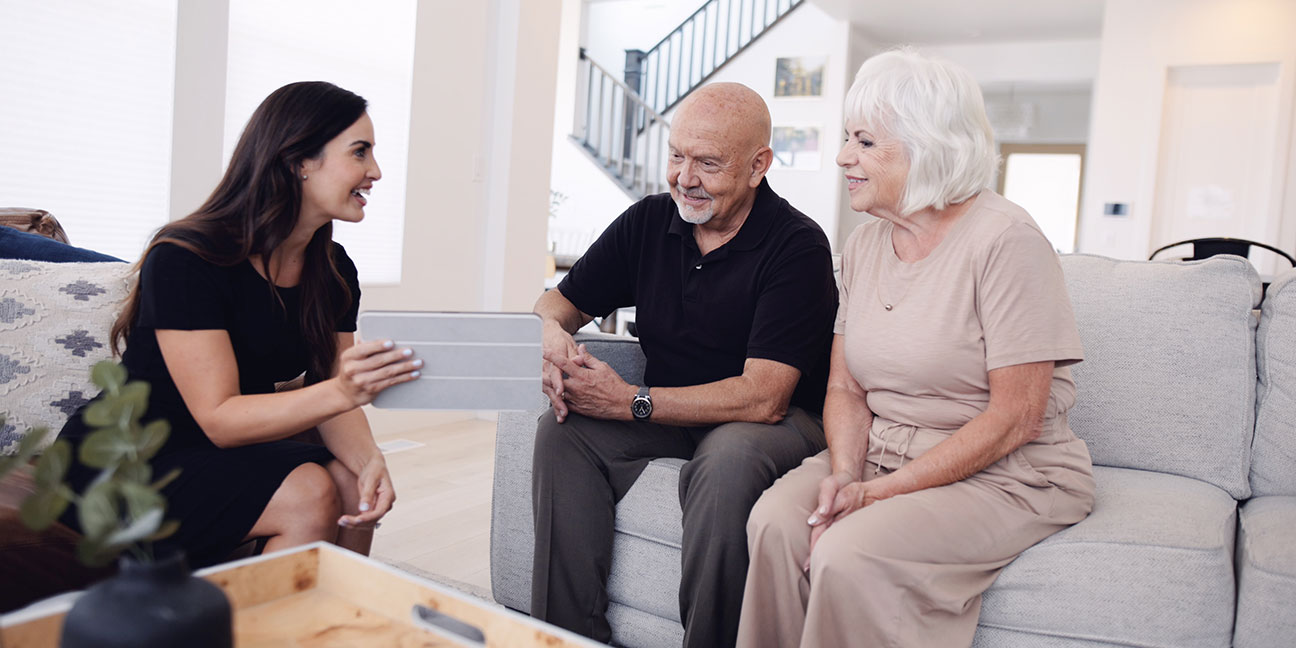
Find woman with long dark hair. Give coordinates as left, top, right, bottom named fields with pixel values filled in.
left=57, top=81, right=418, bottom=566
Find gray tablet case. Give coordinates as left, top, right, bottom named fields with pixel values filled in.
left=356, top=311, right=542, bottom=411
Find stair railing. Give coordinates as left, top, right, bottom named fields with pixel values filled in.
left=573, top=49, right=672, bottom=198
left=626, top=0, right=804, bottom=116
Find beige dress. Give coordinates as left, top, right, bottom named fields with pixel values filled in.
left=737, top=191, right=1096, bottom=648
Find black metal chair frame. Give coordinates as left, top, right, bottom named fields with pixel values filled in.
left=1148, top=237, right=1296, bottom=267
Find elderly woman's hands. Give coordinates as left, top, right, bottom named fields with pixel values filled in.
left=804, top=471, right=897, bottom=570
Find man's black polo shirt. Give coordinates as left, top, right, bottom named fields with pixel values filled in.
left=557, top=178, right=838, bottom=414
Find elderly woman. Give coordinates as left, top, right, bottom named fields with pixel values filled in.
left=735, top=49, right=1096, bottom=647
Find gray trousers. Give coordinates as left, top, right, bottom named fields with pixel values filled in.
left=531, top=406, right=826, bottom=648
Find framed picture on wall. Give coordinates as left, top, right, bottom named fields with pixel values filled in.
left=774, top=56, right=825, bottom=97
left=771, top=126, right=820, bottom=171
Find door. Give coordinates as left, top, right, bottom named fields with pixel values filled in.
left=1151, top=63, right=1286, bottom=274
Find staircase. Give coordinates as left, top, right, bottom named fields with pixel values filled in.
left=572, top=0, right=805, bottom=198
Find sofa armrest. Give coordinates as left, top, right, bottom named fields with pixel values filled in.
left=489, top=333, right=644, bottom=612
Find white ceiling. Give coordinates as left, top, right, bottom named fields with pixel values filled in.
left=811, top=0, right=1106, bottom=44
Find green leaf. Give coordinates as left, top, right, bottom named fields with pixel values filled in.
left=90, top=361, right=128, bottom=392
left=119, top=481, right=164, bottom=520
left=151, top=467, right=182, bottom=492
left=85, top=466, right=116, bottom=492
left=19, top=487, right=71, bottom=531
left=104, top=508, right=163, bottom=547
left=146, top=519, right=180, bottom=542
left=78, top=481, right=120, bottom=540
left=136, top=420, right=170, bottom=459
left=33, top=441, right=71, bottom=489
left=119, top=382, right=151, bottom=422
left=116, top=460, right=152, bottom=485
left=76, top=538, right=115, bottom=568
left=79, top=428, right=134, bottom=469
left=82, top=400, right=116, bottom=428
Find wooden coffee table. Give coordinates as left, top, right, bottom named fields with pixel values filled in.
left=1, top=542, right=604, bottom=647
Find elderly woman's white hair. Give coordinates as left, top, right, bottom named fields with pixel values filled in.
left=845, top=48, right=999, bottom=215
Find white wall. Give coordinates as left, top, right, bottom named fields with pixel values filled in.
left=982, top=88, right=1091, bottom=145
left=922, top=39, right=1101, bottom=88
left=562, top=0, right=851, bottom=248
left=548, top=0, right=636, bottom=259
left=582, top=0, right=702, bottom=73
left=835, top=37, right=1099, bottom=247
left=169, top=0, right=228, bottom=222
left=361, top=0, right=558, bottom=314
left=357, top=0, right=561, bottom=432
left=1078, top=0, right=1296, bottom=260
left=699, top=3, right=850, bottom=241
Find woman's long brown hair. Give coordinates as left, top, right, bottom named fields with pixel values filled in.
left=110, top=81, right=367, bottom=384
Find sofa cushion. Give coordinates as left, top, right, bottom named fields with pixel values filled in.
left=490, top=408, right=544, bottom=613
left=608, top=458, right=686, bottom=624
left=0, top=259, right=132, bottom=454
left=1060, top=254, right=1259, bottom=499
left=576, top=331, right=647, bottom=384
left=613, top=458, right=684, bottom=549
left=608, top=601, right=685, bottom=648
left=1233, top=496, right=1296, bottom=648
left=1252, top=268, right=1296, bottom=497
left=489, top=330, right=648, bottom=613
left=978, top=466, right=1237, bottom=647
left=0, top=220, right=122, bottom=263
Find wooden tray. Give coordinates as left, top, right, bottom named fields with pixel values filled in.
left=1, top=542, right=602, bottom=647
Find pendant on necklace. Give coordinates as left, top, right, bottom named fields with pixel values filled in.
left=884, top=304, right=893, bottom=311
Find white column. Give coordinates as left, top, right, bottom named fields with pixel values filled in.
left=481, top=0, right=563, bottom=312
left=168, top=0, right=229, bottom=221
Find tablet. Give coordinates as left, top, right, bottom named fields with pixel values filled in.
left=356, top=311, right=542, bottom=411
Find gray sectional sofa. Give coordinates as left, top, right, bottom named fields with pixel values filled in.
left=491, top=254, right=1296, bottom=647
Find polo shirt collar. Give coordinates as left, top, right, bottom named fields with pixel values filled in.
left=667, top=178, right=779, bottom=252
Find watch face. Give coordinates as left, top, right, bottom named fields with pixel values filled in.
left=631, top=397, right=652, bottom=419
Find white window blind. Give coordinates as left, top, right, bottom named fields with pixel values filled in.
left=225, top=0, right=415, bottom=284
left=0, top=0, right=178, bottom=262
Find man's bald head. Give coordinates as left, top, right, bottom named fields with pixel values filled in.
left=673, top=83, right=772, bottom=156
left=666, top=83, right=775, bottom=229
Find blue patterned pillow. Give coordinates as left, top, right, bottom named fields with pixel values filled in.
left=0, top=259, right=132, bottom=454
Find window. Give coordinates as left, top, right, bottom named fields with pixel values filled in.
left=0, top=0, right=178, bottom=261
left=999, top=144, right=1085, bottom=254
left=225, top=0, right=416, bottom=283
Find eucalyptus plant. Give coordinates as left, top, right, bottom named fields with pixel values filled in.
left=1, top=360, right=180, bottom=567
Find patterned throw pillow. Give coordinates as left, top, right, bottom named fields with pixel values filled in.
left=0, top=260, right=132, bottom=454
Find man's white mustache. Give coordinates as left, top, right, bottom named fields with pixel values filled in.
left=675, top=185, right=711, bottom=201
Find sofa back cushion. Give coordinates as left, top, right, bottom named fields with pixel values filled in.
left=576, top=331, right=647, bottom=384
left=1061, top=254, right=1259, bottom=499
left=1253, top=269, right=1296, bottom=496
left=0, top=259, right=132, bottom=454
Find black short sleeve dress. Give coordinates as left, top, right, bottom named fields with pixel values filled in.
left=56, top=241, right=361, bottom=567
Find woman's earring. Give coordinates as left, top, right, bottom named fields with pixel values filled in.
left=301, top=174, right=308, bottom=180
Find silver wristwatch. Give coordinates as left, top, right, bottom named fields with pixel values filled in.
left=631, top=385, right=653, bottom=420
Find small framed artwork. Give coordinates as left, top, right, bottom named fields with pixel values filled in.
left=771, top=126, right=820, bottom=171
left=774, top=56, right=825, bottom=97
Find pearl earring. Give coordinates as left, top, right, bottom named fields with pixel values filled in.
left=301, top=174, right=308, bottom=180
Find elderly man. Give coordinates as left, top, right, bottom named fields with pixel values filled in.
left=531, top=82, right=837, bottom=648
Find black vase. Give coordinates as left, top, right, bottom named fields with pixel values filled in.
left=61, top=552, right=232, bottom=648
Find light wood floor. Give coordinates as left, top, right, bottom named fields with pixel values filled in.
left=367, top=413, right=499, bottom=595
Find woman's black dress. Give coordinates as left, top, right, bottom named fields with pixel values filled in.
left=57, top=242, right=360, bottom=567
